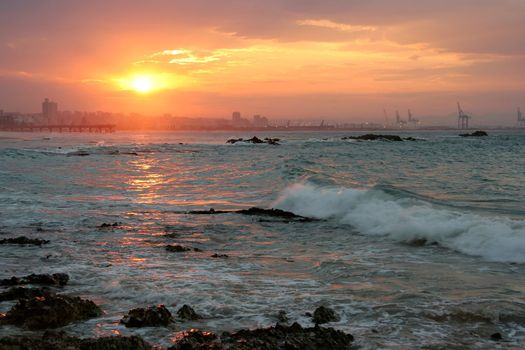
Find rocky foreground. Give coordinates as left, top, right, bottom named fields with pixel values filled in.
left=0, top=272, right=355, bottom=349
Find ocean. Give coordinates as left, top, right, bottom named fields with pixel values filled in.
left=0, top=130, right=524, bottom=349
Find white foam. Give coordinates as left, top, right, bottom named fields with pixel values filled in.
left=273, top=183, right=525, bottom=263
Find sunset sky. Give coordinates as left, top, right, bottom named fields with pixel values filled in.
left=1, top=0, right=524, bottom=124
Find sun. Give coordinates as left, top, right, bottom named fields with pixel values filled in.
left=132, top=76, right=153, bottom=94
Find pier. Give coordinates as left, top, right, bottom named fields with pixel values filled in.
left=0, top=124, right=116, bottom=133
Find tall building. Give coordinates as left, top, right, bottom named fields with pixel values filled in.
left=232, top=111, right=241, bottom=124
left=253, top=115, right=269, bottom=127
left=42, top=98, right=58, bottom=125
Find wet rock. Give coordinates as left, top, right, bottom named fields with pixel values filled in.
left=237, top=207, right=316, bottom=223
left=0, top=331, right=152, bottom=350
left=490, top=332, right=503, bottom=341
left=0, top=273, right=69, bottom=287
left=211, top=253, right=229, bottom=258
left=312, top=306, right=340, bottom=324
left=277, top=310, right=289, bottom=323
left=177, top=304, right=202, bottom=320
left=0, top=236, right=50, bottom=246
left=226, top=136, right=281, bottom=145
left=342, top=134, right=404, bottom=142
left=189, top=208, right=229, bottom=215
left=120, top=304, right=173, bottom=327
left=0, top=286, right=52, bottom=302
left=0, top=294, right=102, bottom=330
left=459, top=130, right=488, bottom=137
left=189, top=207, right=314, bottom=222
left=98, top=222, right=122, bottom=228
left=168, top=329, right=217, bottom=350
left=166, top=244, right=192, bottom=253
left=168, top=322, right=354, bottom=350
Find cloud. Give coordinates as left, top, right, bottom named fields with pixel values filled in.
left=296, top=19, right=376, bottom=33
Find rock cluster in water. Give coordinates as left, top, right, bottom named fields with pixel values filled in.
left=0, top=236, right=50, bottom=246
left=459, top=130, right=488, bottom=137
left=0, top=273, right=69, bottom=287
left=226, top=136, right=281, bottom=145
left=121, top=305, right=174, bottom=327
left=312, top=306, right=340, bottom=324
left=189, top=207, right=314, bottom=222
left=168, top=322, right=354, bottom=350
left=0, top=331, right=152, bottom=350
left=177, top=304, right=202, bottom=320
left=342, top=134, right=419, bottom=142
left=0, top=294, right=102, bottom=330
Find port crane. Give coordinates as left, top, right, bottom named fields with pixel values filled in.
left=457, top=102, right=471, bottom=129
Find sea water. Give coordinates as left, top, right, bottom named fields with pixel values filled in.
left=0, top=130, right=524, bottom=349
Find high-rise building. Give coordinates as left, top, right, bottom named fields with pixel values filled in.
left=42, top=98, right=58, bottom=125
left=232, top=111, right=241, bottom=123
left=253, top=115, right=269, bottom=127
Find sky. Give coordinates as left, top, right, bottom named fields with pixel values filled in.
left=1, top=0, right=524, bottom=125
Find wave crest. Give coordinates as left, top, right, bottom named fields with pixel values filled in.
left=273, top=183, right=525, bottom=263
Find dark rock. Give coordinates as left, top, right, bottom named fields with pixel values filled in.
left=168, top=322, right=354, bottom=350
left=177, top=304, right=202, bottom=320
left=0, top=287, right=52, bottom=302
left=189, top=208, right=229, bottom=215
left=226, top=136, right=281, bottom=145
left=189, top=207, right=313, bottom=222
left=235, top=207, right=314, bottom=222
left=168, top=329, right=217, bottom=350
left=98, top=222, right=122, bottom=228
left=490, top=332, right=503, bottom=341
left=226, top=138, right=243, bottom=144
left=166, top=244, right=192, bottom=253
left=459, top=130, right=488, bottom=137
left=0, top=331, right=152, bottom=350
left=343, top=134, right=404, bottom=142
left=277, top=310, right=289, bottom=323
left=0, top=294, right=102, bottom=330
left=0, top=273, right=69, bottom=287
left=120, top=304, right=173, bottom=327
left=312, top=306, right=340, bottom=324
left=0, top=236, right=50, bottom=246
left=404, top=137, right=420, bottom=141
left=211, top=253, right=229, bottom=258
left=459, top=130, right=489, bottom=137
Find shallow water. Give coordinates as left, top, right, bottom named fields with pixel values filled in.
left=1, top=130, right=524, bottom=349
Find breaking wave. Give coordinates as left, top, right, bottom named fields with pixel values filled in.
left=273, top=182, right=525, bottom=263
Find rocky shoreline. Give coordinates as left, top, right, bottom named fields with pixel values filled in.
left=0, top=273, right=354, bottom=349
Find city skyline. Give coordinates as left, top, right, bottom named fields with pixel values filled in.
left=1, top=1, right=524, bottom=125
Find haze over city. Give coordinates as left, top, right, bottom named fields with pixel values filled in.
left=1, top=0, right=524, bottom=125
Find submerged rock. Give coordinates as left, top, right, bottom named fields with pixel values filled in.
left=226, top=136, right=281, bottom=145
left=236, top=207, right=311, bottom=221
left=98, top=222, right=122, bottom=228
left=0, top=236, right=50, bottom=246
left=189, top=207, right=314, bottom=222
left=168, top=322, right=354, bottom=350
left=0, top=294, right=102, bottom=330
left=459, top=130, right=488, bottom=137
left=211, top=253, right=229, bottom=258
left=166, top=244, right=192, bottom=253
left=342, top=134, right=404, bottom=142
left=0, top=273, right=69, bottom=287
left=277, top=310, right=289, bottom=323
left=312, top=306, right=340, bottom=324
left=177, top=304, right=202, bottom=320
left=0, top=286, right=52, bottom=302
left=0, top=331, right=152, bottom=350
left=121, top=305, right=173, bottom=327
